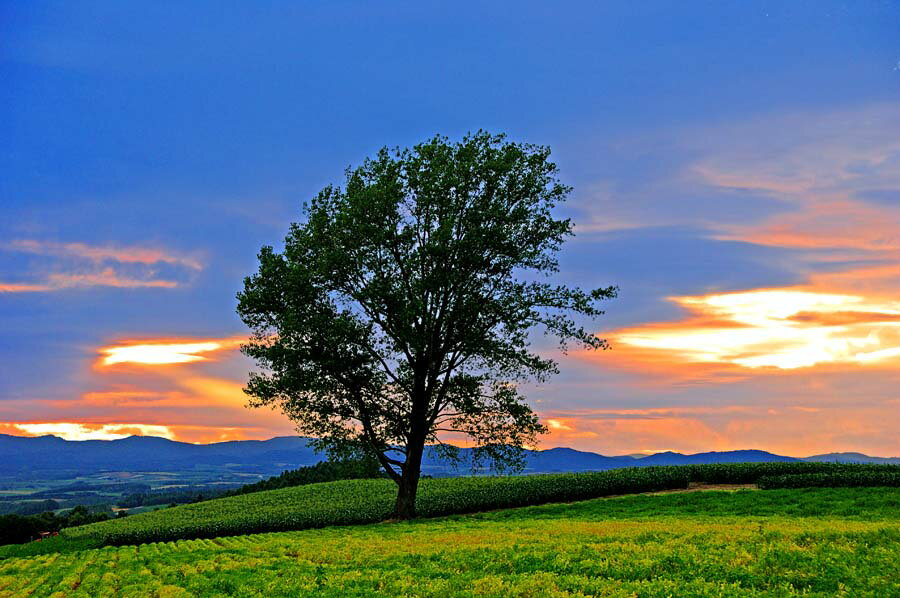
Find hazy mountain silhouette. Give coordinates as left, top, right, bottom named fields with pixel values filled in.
left=2, top=434, right=895, bottom=478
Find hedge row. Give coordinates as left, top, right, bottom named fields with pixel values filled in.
left=684, top=462, right=900, bottom=485
left=758, top=470, right=900, bottom=489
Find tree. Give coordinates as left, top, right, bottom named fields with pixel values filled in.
left=237, top=131, right=616, bottom=519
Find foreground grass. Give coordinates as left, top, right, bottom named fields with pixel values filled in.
left=0, top=488, right=897, bottom=597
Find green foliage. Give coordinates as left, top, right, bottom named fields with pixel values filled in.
left=685, top=461, right=900, bottom=484
left=0, top=505, right=111, bottom=547
left=118, top=488, right=227, bottom=509
left=225, top=457, right=384, bottom=497
left=0, top=499, right=60, bottom=516
left=237, top=131, right=616, bottom=516
left=758, top=470, right=900, bottom=489
left=1, top=488, right=898, bottom=597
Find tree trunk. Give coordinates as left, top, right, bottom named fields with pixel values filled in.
left=391, top=471, right=420, bottom=519
left=391, top=436, right=425, bottom=519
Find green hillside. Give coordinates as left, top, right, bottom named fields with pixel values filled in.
left=2, top=462, right=895, bottom=556
left=1, top=487, right=898, bottom=597
left=42, top=466, right=696, bottom=549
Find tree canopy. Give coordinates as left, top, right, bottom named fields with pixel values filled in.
left=237, top=131, right=616, bottom=518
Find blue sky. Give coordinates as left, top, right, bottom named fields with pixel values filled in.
left=2, top=2, right=900, bottom=453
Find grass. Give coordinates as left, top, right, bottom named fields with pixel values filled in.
left=0, top=487, right=897, bottom=597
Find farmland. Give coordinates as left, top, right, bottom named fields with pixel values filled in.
left=2, top=462, right=895, bottom=554
left=1, top=486, right=898, bottom=597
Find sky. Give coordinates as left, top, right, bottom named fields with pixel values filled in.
left=2, top=1, right=900, bottom=455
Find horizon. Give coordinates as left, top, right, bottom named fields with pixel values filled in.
left=3, top=431, right=897, bottom=460
left=3, top=2, right=900, bottom=455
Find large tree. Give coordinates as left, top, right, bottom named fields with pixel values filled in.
left=237, top=131, right=616, bottom=519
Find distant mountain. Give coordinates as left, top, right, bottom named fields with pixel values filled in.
left=0, top=434, right=895, bottom=478
left=636, top=449, right=797, bottom=467
left=426, top=446, right=803, bottom=474
left=0, top=434, right=321, bottom=477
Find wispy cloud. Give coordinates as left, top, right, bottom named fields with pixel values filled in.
left=97, top=337, right=245, bottom=366
left=610, top=289, right=900, bottom=370
left=4, top=240, right=203, bottom=269
left=0, top=239, right=202, bottom=292
left=689, top=103, right=900, bottom=292
left=0, top=282, right=55, bottom=292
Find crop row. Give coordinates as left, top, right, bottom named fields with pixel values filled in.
left=683, top=461, right=900, bottom=484
left=758, top=470, right=900, bottom=489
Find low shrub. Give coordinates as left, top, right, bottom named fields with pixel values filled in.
left=685, top=462, right=900, bottom=484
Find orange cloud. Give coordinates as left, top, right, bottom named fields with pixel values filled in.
left=98, top=337, right=245, bottom=366
left=0, top=421, right=277, bottom=444
left=0, top=282, right=55, bottom=293
left=606, top=289, right=900, bottom=370
left=539, top=411, right=730, bottom=454
left=0, top=422, right=176, bottom=441
left=717, top=200, right=900, bottom=254
left=23, top=335, right=298, bottom=443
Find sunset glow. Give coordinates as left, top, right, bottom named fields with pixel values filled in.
left=5, top=4, right=900, bottom=458
left=6, top=422, right=176, bottom=441
left=616, top=290, right=900, bottom=369
left=99, top=338, right=244, bottom=366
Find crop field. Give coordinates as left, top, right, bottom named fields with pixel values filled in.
left=1, top=462, right=895, bottom=556
left=0, top=487, right=898, bottom=597
left=47, top=466, right=696, bottom=548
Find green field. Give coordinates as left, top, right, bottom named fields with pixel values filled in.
left=30, top=466, right=696, bottom=549
left=1, top=463, right=896, bottom=556
left=0, top=487, right=898, bottom=597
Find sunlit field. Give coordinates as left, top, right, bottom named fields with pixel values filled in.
left=1, top=487, right=897, bottom=597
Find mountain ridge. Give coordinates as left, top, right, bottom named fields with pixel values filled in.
left=1, top=434, right=897, bottom=476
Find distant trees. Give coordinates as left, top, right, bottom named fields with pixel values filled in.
left=225, top=457, right=383, bottom=497
left=118, top=487, right=226, bottom=508
left=238, top=131, right=615, bottom=518
left=0, top=505, right=111, bottom=546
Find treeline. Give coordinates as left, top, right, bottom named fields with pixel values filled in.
left=0, top=505, right=122, bottom=546
left=118, top=487, right=229, bottom=508
left=224, top=458, right=384, bottom=497
left=0, top=499, right=60, bottom=516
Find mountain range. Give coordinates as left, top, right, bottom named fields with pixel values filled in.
left=1, top=434, right=897, bottom=478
